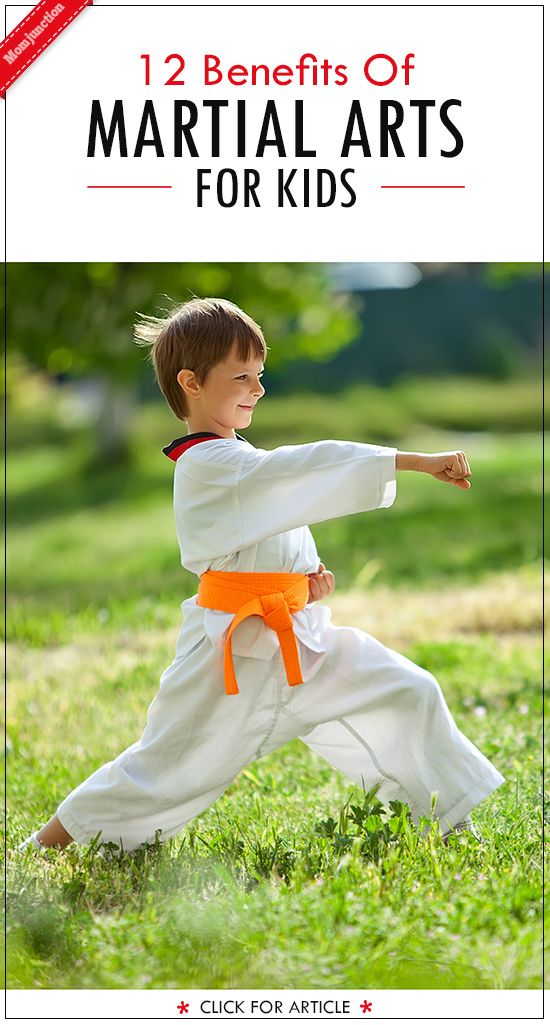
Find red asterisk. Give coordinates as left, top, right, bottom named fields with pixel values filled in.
left=177, top=1000, right=189, bottom=1014
left=360, top=999, right=373, bottom=1013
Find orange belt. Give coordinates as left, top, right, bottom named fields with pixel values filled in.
left=197, top=570, right=309, bottom=695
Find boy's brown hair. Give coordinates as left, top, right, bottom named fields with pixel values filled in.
left=135, top=297, right=268, bottom=421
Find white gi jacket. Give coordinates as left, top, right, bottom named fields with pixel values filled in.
left=55, top=431, right=505, bottom=852
left=172, top=432, right=396, bottom=677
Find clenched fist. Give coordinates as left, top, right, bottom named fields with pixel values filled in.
left=307, top=562, right=335, bottom=603
left=421, top=450, right=472, bottom=489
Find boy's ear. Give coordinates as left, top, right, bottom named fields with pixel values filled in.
left=177, top=369, right=199, bottom=396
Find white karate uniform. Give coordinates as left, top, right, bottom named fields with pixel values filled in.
left=56, top=434, right=505, bottom=851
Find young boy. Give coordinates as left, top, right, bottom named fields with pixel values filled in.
left=19, top=297, right=504, bottom=855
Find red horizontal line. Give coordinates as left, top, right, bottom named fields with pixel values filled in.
left=381, top=185, right=466, bottom=189
left=87, top=185, right=173, bottom=189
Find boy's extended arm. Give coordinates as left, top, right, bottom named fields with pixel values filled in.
left=175, top=440, right=471, bottom=563
left=396, top=449, right=472, bottom=489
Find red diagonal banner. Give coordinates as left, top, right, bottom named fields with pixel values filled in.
left=0, top=0, right=92, bottom=97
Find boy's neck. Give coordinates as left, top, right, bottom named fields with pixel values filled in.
left=186, top=421, right=236, bottom=440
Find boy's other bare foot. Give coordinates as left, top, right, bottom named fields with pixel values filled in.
left=36, top=814, right=74, bottom=847
left=441, top=814, right=481, bottom=845
left=18, top=814, right=74, bottom=853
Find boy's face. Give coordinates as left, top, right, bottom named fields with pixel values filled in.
left=178, top=341, right=266, bottom=436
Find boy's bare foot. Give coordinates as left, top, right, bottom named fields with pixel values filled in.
left=36, top=814, right=74, bottom=847
left=16, top=815, right=74, bottom=854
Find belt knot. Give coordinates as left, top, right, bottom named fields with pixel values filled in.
left=260, top=592, right=294, bottom=633
left=196, top=570, right=310, bottom=695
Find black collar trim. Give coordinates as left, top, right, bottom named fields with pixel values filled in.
left=162, top=432, right=248, bottom=461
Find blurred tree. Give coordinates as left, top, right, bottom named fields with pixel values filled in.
left=5, top=263, right=358, bottom=462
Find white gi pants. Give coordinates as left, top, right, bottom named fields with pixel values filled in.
left=56, top=623, right=505, bottom=852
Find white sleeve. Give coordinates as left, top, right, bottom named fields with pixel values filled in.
left=176, top=438, right=396, bottom=559
left=236, top=439, right=396, bottom=547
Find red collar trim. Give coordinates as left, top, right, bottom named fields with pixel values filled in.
left=162, top=432, right=247, bottom=462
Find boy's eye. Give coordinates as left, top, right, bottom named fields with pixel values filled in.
left=237, top=374, right=264, bottom=380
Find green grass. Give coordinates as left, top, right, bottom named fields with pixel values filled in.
left=7, top=654, right=543, bottom=990
left=6, top=385, right=544, bottom=990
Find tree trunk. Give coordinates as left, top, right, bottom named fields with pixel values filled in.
left=94, top=376, right=135, bottom=465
